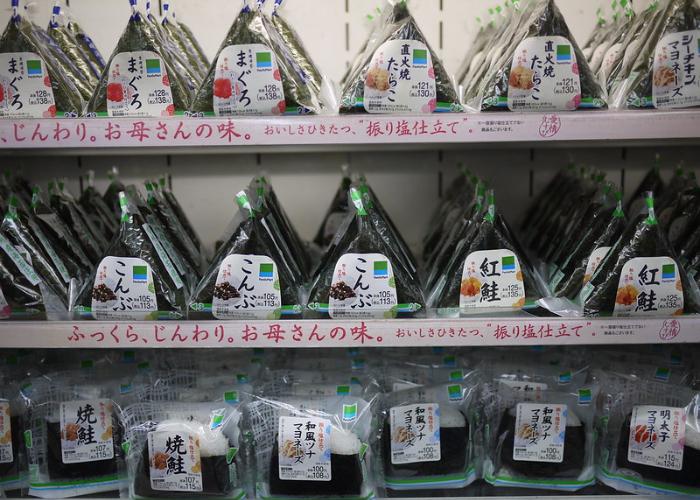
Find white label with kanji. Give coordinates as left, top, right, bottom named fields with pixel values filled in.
left=363, top=40, right=437, bottom=114
left=278, top=416, right=331, bottom=481
left=0, top=401, right=12, bottom=463
left=213, top=44, right=285, bottom=116
left=613, top=257, right=684, bottom=316
left=584, top=246, right=611, bottom=283
left=90, top=256, right=158, bottom=320
left=59, top=399, right=114, bottom=464
left=508, top=36, right=581, bottom=111
left=328, top=253, right=397, bottom=319
left=628, top=405, right=685, bottom=471
left=459, top=250, right=525, bottom=309
left=211, top=254, right=281, bottom=320
left=513, top=403, right=567, bottom=463
left=148, top=430, right=203, bottom=491
left=106, top=51, right=174, bottom=117
left=390, top=404, right=440, bottom=465
left=652, top=30, right=700, bottom=109
left=0, top=53, right=55, bottom=118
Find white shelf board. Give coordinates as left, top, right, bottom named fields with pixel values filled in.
left=0, top=316, right=695, bottom=348
left=1, top=110, right=699, bottom=154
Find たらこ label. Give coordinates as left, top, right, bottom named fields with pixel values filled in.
left=459, top=249, right=525, bottom=309
left=278, top=416, right=332, bottom=481
left=513, top=403, right=567, bottom=463
left=652, top=30, right=700, bottom=109
left=60, top=399, right=114, bottom=464
left=106, top=51, right=174, bottom=117
left=90, top=256, right=158, bottom=320
left=390, top=403, right=441, bottom=465
left=148, top=430, right=202, bottom=491
left=0, top=53, right=55, bottom=118
left=613, top=257, right=684, bottom=316
left=628, top=405, right=685, bottom=471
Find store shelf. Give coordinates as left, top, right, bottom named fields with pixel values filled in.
left=1, top=110, right=699, bottom=155
left=0, top=316, right=694, bottom=348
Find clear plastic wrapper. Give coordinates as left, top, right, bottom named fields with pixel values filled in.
left=626, top=159, right=666, bottom=217
left=456, top=12, right=498, bottom=88
left=160, top=2, right=209, bottom=80
left=79, top=171, right=119, bottom=242
left=157, top=176, right=202, bottom=252
left=314, top=167, right=352, bottom=249
left=0, top=381, right=26, bottom=493
left=104, top=167, right=127, bottom=219
left=65, top=5, right=106, bottom=72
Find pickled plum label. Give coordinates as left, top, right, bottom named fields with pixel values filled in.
left=390, top=404, right=440, bottom=465
left=513, top=403, right=567, bottom=463
left=363, top=40, right=437, bottom=114
left=613, top=257, right=684, bottom=316
left=210, top=255, right=282, bottom=320
left=88, top=256, right=157, bottom=320
left=628, top=405, right=685, bottom=471
left=0, top=401, right=12, bottom=463
left=328, top=253, right=397, bottom=319
left=507, top=37, right=581, bottom=111
left=459, top=250, right=525, bottom=309
left=148, top=430, right=202, bottom=491
left=584, top=246, right=611, bottom=283
left=213, top=44, right=286, bottom=116
left=107, top=51, right=174, bottom=117
left=0, top=53, right=56, bottom=118
left=652, top=30, right=700, bottom=109
left=278, top=416, right=331, bottom=481
left=60, top=399, right=114, bottom=464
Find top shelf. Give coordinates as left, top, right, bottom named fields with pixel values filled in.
left=2, top=110, right=699, bottom=155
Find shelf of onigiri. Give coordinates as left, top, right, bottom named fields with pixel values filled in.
left=0, top=316, right=693, bottom=348
left=1, top=109, right=700, bottom=153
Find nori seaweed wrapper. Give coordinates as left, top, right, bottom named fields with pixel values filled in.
left=619, top=0, right=700, bottom=109
left=583, top=192, right=700, bottom=316
left=161, top=4, right=209, bottom=79
left=307, top=186, right=424, bottom=319
left=339, top=0, right=461, bottom=114
left=477, top=0, right=607, bottom=112
left=314, top=168, right=352, bottom=248
left=66, top=17, right=106, bottom=71
left=190, top=4, right=319, bottom=116
left=178, top=19, right=210, bottom=70
left=72, top=191, right=186, bottom=320
left=46, top=4, right=100, bottom=85
left=188, top=190, right=303, bottom=320
left=86, top=5, right=192, bottom=116
left=79, top=172, right=119, bottom=242
left=104, top=168, right=127, bottom=219
left=626, top=162, right=665, bottom=217
left=0, top=12, right=84, bottom=116
left=157, top=176, right=202, bottom=252
left=456, top=17, right=497, bottom=87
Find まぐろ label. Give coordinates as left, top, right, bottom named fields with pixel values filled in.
left=508, top=37, right=581, bottom=111
left=584, top=246, right=611, bottom=283
left=278, top=416, right=331, bottom=481
left=213, top=44, right=286, bottom=116
left=329, top=253, right=397, bottom=319
left=390, top=404, right=440, bottom=465
left=460, top=250, right=525, bottom=309
left=628, top=405, right=685, bottom=471
left=148, top=430, right=202, bottom=491
left=0, top=53, right=55, bottom=118
left=652, top=30, right=700, bottom=109
left=613, top=257, right=684, bottom=316
left=89, top=256, right=158, bottom=320
left=60, top=399, right=114, bottom=464
left=363, top=40, right=437, bottom=114
left=513, top=403, right=567, bottom=463
left=0, top=401, right=12, bottom=463
left=107, top=51, right=174, bottom=117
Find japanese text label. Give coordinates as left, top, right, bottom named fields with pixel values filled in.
left=0, top=53, right=56, bottom=118
left=148, top=430, right=203, bottom=491
left=107, top=51, right=174, bottom=117
left=653, top=30, right=700, bottom=109
left=584, top=246, right=611, bottom=284
left=329, top=253, right=397, bottom=319
left=278, top=416, right=332, bottom=481
left=613, top=257, right=684, bottom=316
left=460, top=250, right=525, bottom=309
left=89, top=256, right=158, bottom=320
left=628, top=405, right=685, bottom=471
left=390, top=403, right=440, bottom=465
left=513, top=403, right=567, bottom=463
left=0, top=401, right=12, bottom=463
left=60, top=399, right=114, bottom=464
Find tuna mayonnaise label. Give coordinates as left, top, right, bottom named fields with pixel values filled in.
left=652, top=30, right=700, bottom=109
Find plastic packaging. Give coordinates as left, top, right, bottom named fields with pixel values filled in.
left=160, top=2, right=209, bottom=80
left=79, top=171, right=119, bottom=242
left=64, top=5, right=106, bottom=72
left=314, top=166, right=352, bottom=249
left=0, top=381, right=26, bottom=493
left=157, top=176, right=202, bottom=253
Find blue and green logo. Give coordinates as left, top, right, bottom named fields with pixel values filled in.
left=343, top=403, right=358, bottom=422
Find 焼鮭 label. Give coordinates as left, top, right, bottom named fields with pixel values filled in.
left=390, top=403, right=441, bottom=465
left=0, top=53, right=56, bottom=118
left=213, top=44, right=286, bottom=116
left=60, top=400, right=114, bottom=464
left=653, top=30, right=700, bottom=109
left=329, top=253, right=397, bottom=319
left=363, top=40, right=437, bottom=114
left=106, top=51, right=174, bottom=117
left=148, top=430, right=203, bottom=491
left=628, top=405, right=685, bottom=471
left=278, top=416, right=332, bottom=481
left=459, top=250, right=525, bottom=309
left=90, top=256, right=158, bottom=320
left=212, top=255, right=282, bottom=320
left=0, top=401, right=12, bottom=463
left=613, top=257, right=684, bottom=316
left=507, top=36, right=581, bottom=111
left=584, top=246, right=611, bottom=283
left=513, top=403, right=567, bottom=463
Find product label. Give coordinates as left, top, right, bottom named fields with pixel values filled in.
left=600, top=42, right=623, bottom=83
left=584, top=246, right=611, bottom=283
left=213, top=44, right=286, bottom=116
left=148, top=430, right=202, bottom=492
left=329, top=253, right=397, bottom=319
left=0, top=234, right=40, bottom=285
left=107, top=51, right=174, bottom=117
left=390, top=403, right=440, bottom=465
left=363, top=40, right=437, bottom=114
left=653, top=30, right=700, bottom=109
left=278, top=416, right=331, bottom=481
left=90, top=256, right=158, bottom=320
left=508, top=36, right=581, bottom=111
left=212, top=254, right=282, bottom=320
left=142, top=223, right=184, bottom=290
left=59, top=399, right=114, bottom=464
left=613, top=257, right=684, bottom=316
left=0, top=401, right=12, bottom=463
left=0, top=53, right=56, bottom=118
left=459, top=250, right=525, bottom=309
left=513, top=403, right=567, bottom=463
left=628, top=405, right=685, bottom=471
